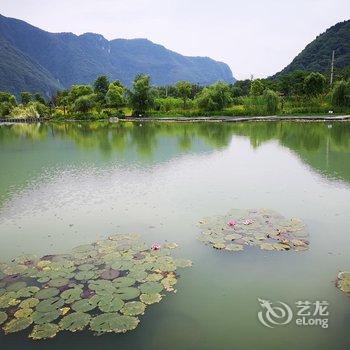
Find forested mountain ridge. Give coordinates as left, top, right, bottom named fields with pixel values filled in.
left=275, top=20, right=350, bottom=76
left=0, top=14, right=235, bottom=96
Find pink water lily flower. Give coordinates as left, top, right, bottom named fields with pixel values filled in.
left=151, top=243, right=161, bottom=251
left=243, top=219, right=253, bottom=225
left=227, top=220, right=236, bottom=227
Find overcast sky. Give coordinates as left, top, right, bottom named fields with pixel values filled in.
left=1, top=0, right=349, bottom=79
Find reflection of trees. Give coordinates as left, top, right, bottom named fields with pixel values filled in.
left=1, top=121, right=350, bottom=183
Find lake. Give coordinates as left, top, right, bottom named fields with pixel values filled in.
left=0, top=121, right=349, bottom=349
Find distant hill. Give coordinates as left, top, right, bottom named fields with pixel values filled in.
left=275, top=20, right=350, bottom=76
left=0, top=14, right=235, bottom=97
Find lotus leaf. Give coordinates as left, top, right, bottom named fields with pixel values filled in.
left=20, top=298, right=39, bottom=309
left=98, top=296, right=124, bottom=313
left=0, top=292, right=19, bottom=308
left=174, top=259, right=193, bottom=268
left=139, top=282, right=163, bottom=294
left=115, top=287, right=140, bottom=300
left=75, top=271, right=97, bottom=281
left=61, top=287, right=83, bottom=303
left=36, top=297, right=65, bottom=312
left=90, top=313, right=139, bottom=334
left=140, top=293, right=162, bottom=305
left=0, top=311, right=8, bottom=325
left=48, top=278, right=70, bottom=287
left=128, top=270, right=148, bottom=282
left=113, top=277, right=136, bottom=288
left=3, top=316, right=33, bottom=333
left=6, top=281, right=27, bottom=292
left=77, top=263, right=96, bottom=271
left=71, top=299, right=97, bottom=312
left=15, top=308, right=33, bottom=318
left=30, top=323, right=59, bottom=340
left=225, top=244, right=244, bottom=252
left=100, top=268, right=120, bottom=280
left=161, top=274, right=177, bottom=292
left=198, top=209, right=309, bottom=253
left=145, top=273, right=163, bottom=282
left=121, top=301, right=146, bottom=316
left=16, top=286, right=40, bottom=298
left=162, top=242, right=178, bottom=249
left=35, top=288, right=60, bottom=300
left=337, top=271, right=350, bottom=293
left=59, top=312, right=91, bottom=332
left=32, top=309, right=61, bottom=324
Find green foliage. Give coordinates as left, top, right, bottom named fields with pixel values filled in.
left=196, top=82, right=232, bottom=112
left=74, top=95, right=95, bottom=114
left=264, top=89, right=280, bottom=114
left=176, top=81, right=192, bottom=109
left=94, top=76, right=110, bottom=103
left=128, top=74, right=154, bottom=116
left=106, top=84, right=125, bottom=108
left=250, top=80, right=265, bottom=96
left=34, top=93, right=46, bottom=105
left=20, top=92, right=32, bottom=105
left=0, top=92, right=16, bottom=105
left=303, top=72, right=326, bottom=96
left=68, top=85, right=94, bottom=104
left=332, top=80, right=350, bottom=108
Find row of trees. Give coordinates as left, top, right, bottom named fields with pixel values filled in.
left=1, top=69, right=350, bottom=119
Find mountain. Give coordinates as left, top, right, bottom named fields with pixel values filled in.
left=275, top=20, right=350, bottom=76
left=0, top=14, right=235, bottom=97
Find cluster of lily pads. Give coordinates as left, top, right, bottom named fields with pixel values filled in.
left=336, top=272, right=350, bottom=294
left=0, top=234, right=192, bottom=340
left=198, top=208, right=309, bottom=252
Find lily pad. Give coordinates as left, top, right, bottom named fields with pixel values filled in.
left=48, top=278, right=70, bottom=288
left=29, top=323, right=59, bottom=340
left=15, top=308, right=33, bottom=318
left=35, top=288, right=60, bottom=300
left=19, top=298, right=39, bottom=309
left=140, top=293, right=162, bottom=305
left=75, top=270, right=97, bottom=281
left=59, top=312, right=91, bottom=332
left=32, top=309, right=61, bottom=324
left=71, top=299, right=97, bottom=312
left=198, top=208, right=309, bottom=253
left=98, top=296, right=124, bottom=313
left=61, top=287, right=83, bottom=303
left=121, top=301, right=146, bottom=316
left=16, top=286, right=40, bottom=298
left=139, top=282, right=163, bottom=294
left=36, top=297, right=65, bottom=312
left=3, top=316, right=33, bottom=334
left=90, top=313, right=139, bottom=334
left=113, top=277, right=136, bottom=288
left=100, top=268, right=120, bottom=280
left=116, top=287, right=140, bottom=300
left=0, top=311, right=8, bottom=325
left=337, top=271, right=350, bottom=293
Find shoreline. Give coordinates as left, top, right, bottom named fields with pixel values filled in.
left=1, top=115, right=350, bottom=124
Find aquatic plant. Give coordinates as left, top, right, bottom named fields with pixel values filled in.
left=198, top=208, right=309, bottom=252
left=0, top=234, right=191, bottom=340
left=336, top=271, right=350, bottom=294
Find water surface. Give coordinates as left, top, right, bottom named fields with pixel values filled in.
left=0, top=121, right=349, bottom=349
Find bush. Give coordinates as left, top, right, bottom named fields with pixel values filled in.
left=264, top=89, right=280, bottom=114
left=332, top=80, right=350, bottom=108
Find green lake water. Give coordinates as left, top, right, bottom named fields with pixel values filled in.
left=0, top=121, right=349, bottom=349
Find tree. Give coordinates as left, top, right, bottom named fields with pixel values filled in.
left=176, top=81, right=192, bottom=109
left=303, top=72, right=326, bottom=96
left=128, top=74, right=154, bottom=116
left=74, top=95, right=94, bottom=114
left=264, top=89, right=280, bottom=114
left=0, top=92, right=16, bottom=106
left=94, top=75, right=110, bottom=103
left=196, top=82, right=232, bottom=112
left=20, top=92, right=32, bottom=105
left=331, top=80, right=350, bottom=108
left=106, top=83, right=125, bottom=108
left=68, top=85, right=93, bottom=103
left=250, top=79, right=265, bottom=96
left=34, top=93, right=46, bottom=104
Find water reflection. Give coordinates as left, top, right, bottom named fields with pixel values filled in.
left=1, top=121, right=350, bottom=184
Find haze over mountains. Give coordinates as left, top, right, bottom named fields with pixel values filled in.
left=0, top=14, right=235, bottom=96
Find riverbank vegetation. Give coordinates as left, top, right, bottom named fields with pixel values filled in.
left=1, top=66, right=350, bottom=119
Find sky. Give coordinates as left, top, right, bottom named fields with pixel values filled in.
left=1, top=0, right=349, bottom=80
